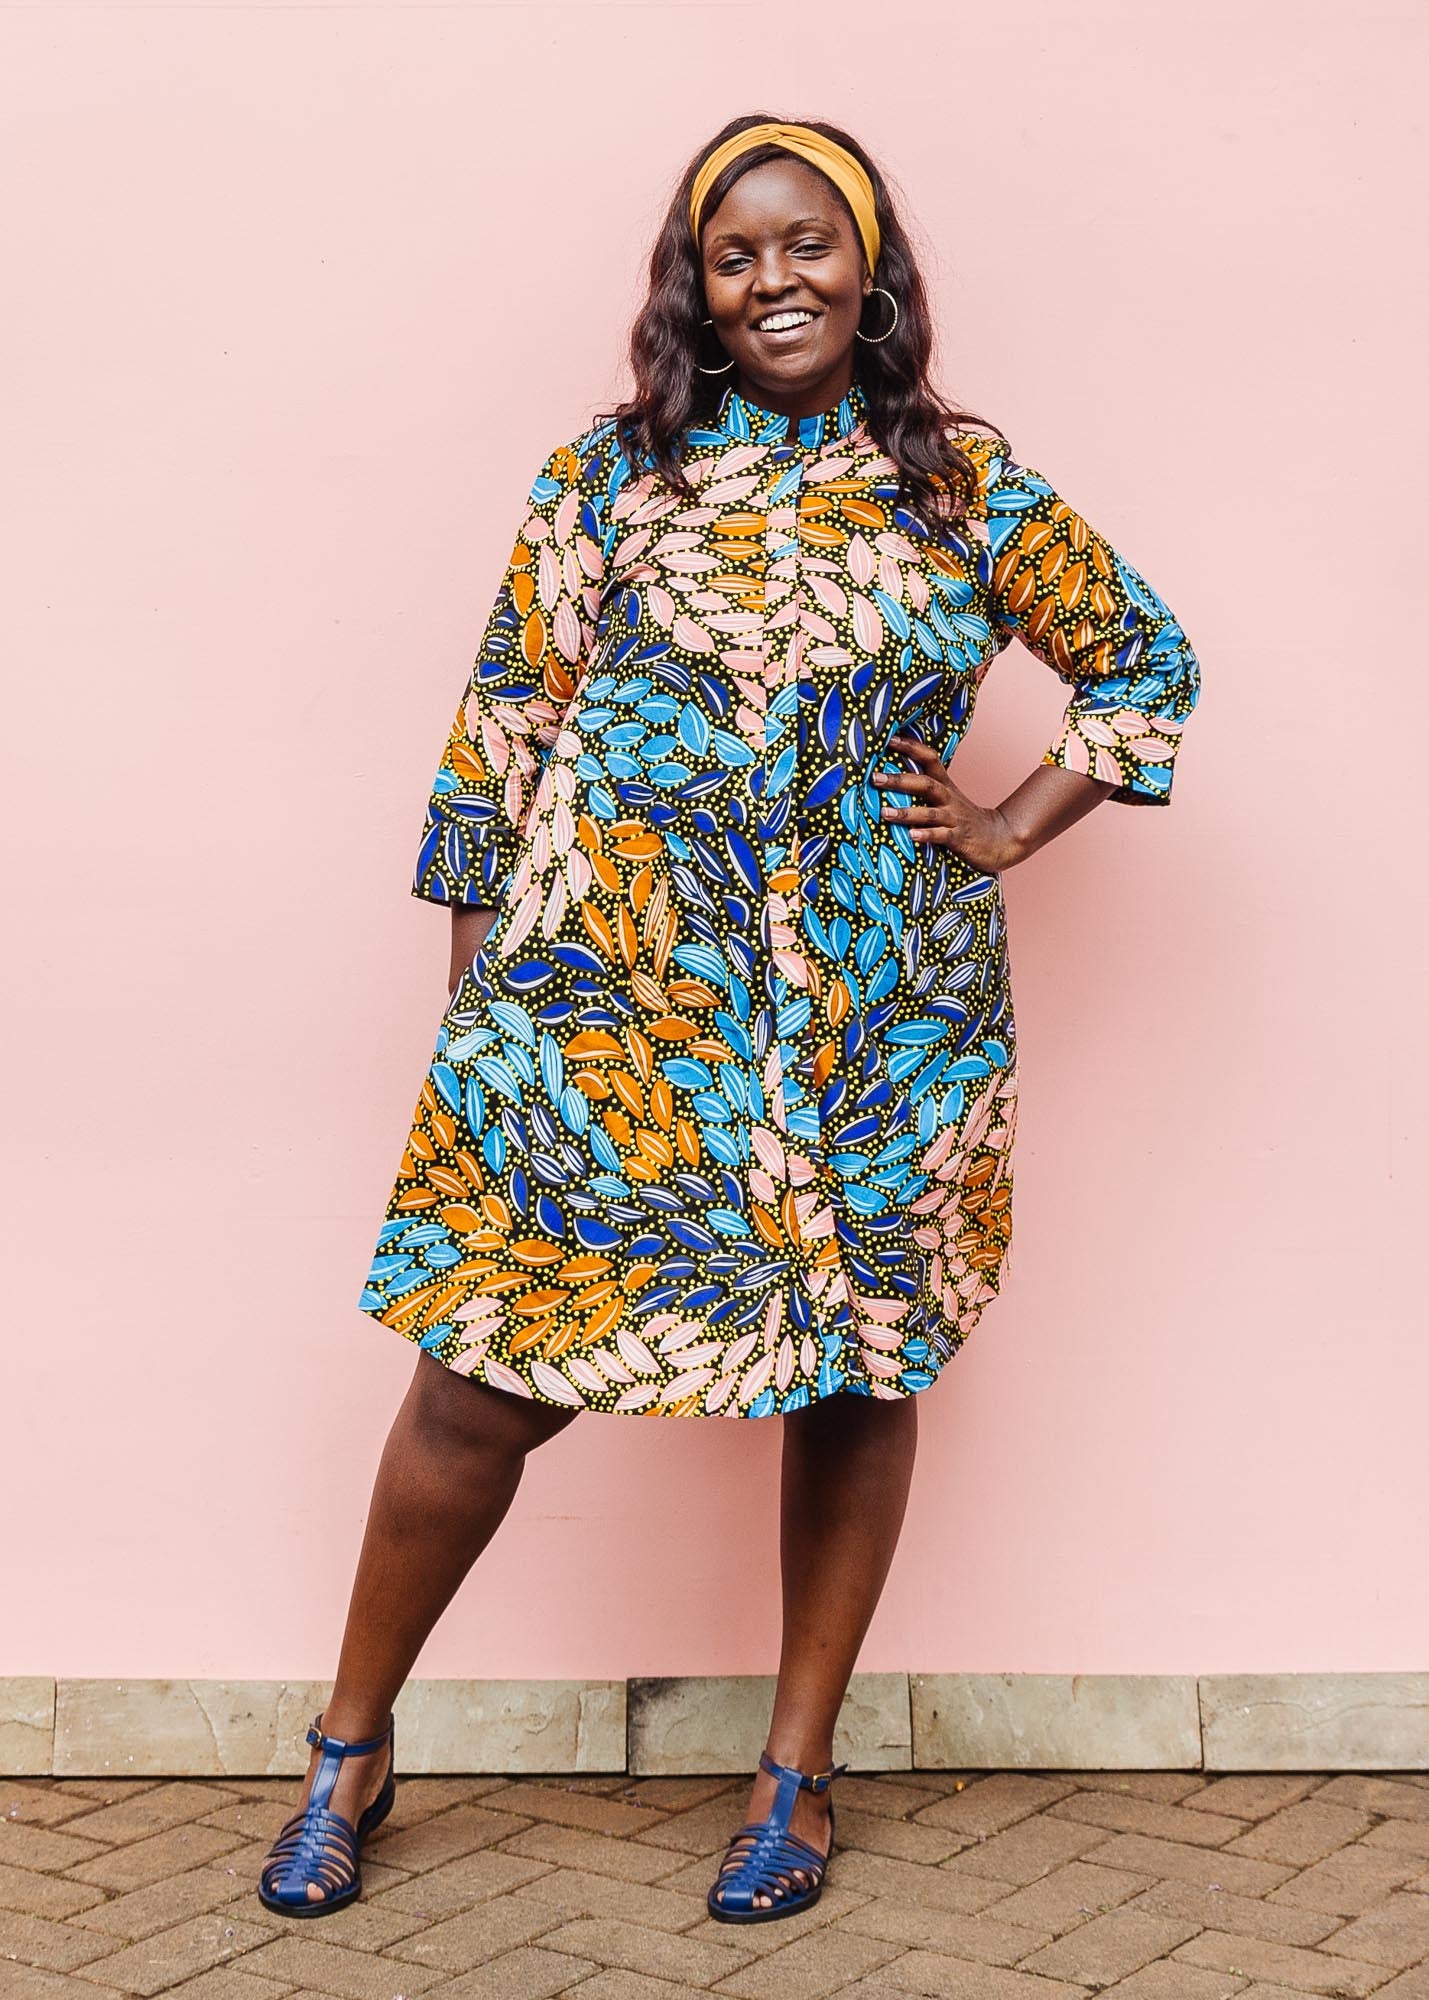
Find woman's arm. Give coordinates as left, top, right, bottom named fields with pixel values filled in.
left=877, top=435, right=1201, bottom=867
left=449, top=905, right=500, bottom=998
left=979, top=438, right=1201, bottom=808
left=874, top=740, right=1117, bottom=871
left=412, top=434, right=609, bottom=910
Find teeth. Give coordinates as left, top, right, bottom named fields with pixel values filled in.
left=757, top=310, right=814, bottom=331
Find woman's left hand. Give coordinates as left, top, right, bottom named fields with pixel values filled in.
left=871, top=735, right=1024, bottom=874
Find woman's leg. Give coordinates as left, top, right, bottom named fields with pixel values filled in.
left=279, top=1353, right=578, bottom=1869
left=712, top=1389, right=919, bottom=1908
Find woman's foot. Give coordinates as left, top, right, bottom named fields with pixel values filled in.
left=261, top=1711, right=394, bottom=1909
left=709, top=1753, right=835, bottom=1914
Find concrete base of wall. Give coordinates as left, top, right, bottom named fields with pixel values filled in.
left=4, top=1673, right=1426, bottom=1777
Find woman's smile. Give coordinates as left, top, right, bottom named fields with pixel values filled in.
left=752, top=306, right=822, bottom=342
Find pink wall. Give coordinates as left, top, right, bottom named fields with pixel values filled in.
left=5, top=1, right=1425, bottom=1682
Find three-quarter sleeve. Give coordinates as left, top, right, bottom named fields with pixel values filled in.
left=981, top=439, right=1200, bottom=804
left=411, top=434, right=608, bottom=904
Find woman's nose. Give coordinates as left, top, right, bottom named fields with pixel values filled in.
left=751, top=251, right=798, bottom=295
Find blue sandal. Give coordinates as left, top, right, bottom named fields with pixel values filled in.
left=257, top=1710, right=396, bottom=1917
left=707, top=1750, right=849, bottom=1923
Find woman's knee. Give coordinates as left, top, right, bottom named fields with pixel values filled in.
left=410, top=1351, right=580, bottom=1457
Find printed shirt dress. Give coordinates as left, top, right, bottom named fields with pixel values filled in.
left=357, top=379, right=1200, bottom=1417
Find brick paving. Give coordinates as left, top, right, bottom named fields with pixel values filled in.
left=3, top=1767, right=1428, bottom=1999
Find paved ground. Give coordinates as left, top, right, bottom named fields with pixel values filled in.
left=4, top=1765, right=1429, bottom=1999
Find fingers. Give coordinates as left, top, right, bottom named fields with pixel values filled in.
left=872, top=769, right=940, bottom=798
left=878, top=804, right=943, bottom=825
left=888, top=734, right=946, bottom=772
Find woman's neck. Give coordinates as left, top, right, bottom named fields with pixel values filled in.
left=732, top=359, right=856, bottom=420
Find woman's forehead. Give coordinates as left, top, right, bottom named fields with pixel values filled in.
left=702, top=156, right=853, bottom=248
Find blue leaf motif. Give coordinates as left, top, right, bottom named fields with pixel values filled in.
left=539, top=1032, right=564, bottom=1100
left=817, top=685, right=844, bottom=754
left=473, top=1055, right=524, bottom=1101
left=767, top=742, right=798, bottom=797
left=885, top=1019, right=951, bottom=1047
left=558, top=1085, right=589, bottom=1134
left=489, top=1001, right=535, bottom=1048
left=671, top=944, right=729, bottom=987
left=872, top=588, right=911, bottom=641
left=876, top=847, right=904, bottom=896
left=805, top=764, right=845, bottom=810
left=866, top=957, right=899, bottom=1004
left=854, top=927, right=886, bottom=975
left=699, top=672, right=731, bottom=717
left=678, top=702, right=711, bottom=755
left=503, top=1042, right=536, bottom=1087
left=712, top=728, right=757, bottom=767
left=662, top=1057, right=715, bottom=1090
left=899, top=670, right=945, bottom=713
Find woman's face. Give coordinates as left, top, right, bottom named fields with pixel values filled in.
left=700, top=156, right=873, bottom=418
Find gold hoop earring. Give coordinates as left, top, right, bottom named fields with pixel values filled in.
left=696, top=317, right=735, bottom=375
left=855, top=287, right=899, bottom=344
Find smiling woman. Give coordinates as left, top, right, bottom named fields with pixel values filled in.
left=703, top=162, right=873, bottom=388
left=606, top=115, right=990, bottom=529
left=260, top=111, right=1202, bottom=1932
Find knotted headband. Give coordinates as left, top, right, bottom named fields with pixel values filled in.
left=688, top=122, right=881, bottom=275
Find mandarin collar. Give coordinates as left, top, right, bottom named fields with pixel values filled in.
left=711, top=377, right=868, bottom=452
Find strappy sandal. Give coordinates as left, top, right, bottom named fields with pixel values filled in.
left=706, top=1750, right=849, bottom=1923
left=257, top=1709, right=396, bottom=1917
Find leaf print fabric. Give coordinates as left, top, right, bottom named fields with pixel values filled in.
left=982, top=453, right=1197, bottom=802
left=361, top=381, right=1200, bottom=1417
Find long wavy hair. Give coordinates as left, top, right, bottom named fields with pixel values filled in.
left=600, top=114, right=1001, bottom=531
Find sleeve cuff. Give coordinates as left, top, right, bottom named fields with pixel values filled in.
left=1042, top=704, right=1187, bottom=806
left=410, top=794, right=522, bottom=905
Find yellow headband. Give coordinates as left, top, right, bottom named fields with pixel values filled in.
left=688, top=122, right=881, bottom=275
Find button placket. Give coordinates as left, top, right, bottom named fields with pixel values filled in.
left=797, top=424, right=872, bottom=1393
left=704, top=393, right=879, bottom=1406
left=760, top=442, right=854, bottom=1385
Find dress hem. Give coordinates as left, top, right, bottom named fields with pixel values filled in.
left=357, top=1290, right=993, bottom=1420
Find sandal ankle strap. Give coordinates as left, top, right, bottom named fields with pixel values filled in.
left=306, top=1709, right=395, bottom=1760
left=758, top=1749, right=849, bottom=1794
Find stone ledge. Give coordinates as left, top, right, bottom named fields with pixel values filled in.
left=628, top=1671, right=911, bottom=1774
left=911, top=1672, right=1201, bottom=1770
left=1200, top=1672, right=1429, bottom=1771
left=0, top=1677, right=54, bottom=1774
left=48, top=1677, right=625, bottom=1777
left=3, top=1674, right=1425, bottom=1776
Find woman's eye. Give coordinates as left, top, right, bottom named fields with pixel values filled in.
left=711, top=242, right=828, bottom=273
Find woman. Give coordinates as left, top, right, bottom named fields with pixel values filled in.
left=259, top=114, right=1200, bottom=1923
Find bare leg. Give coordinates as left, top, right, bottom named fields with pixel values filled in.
left=278, top=1354, right=578, bottom=1896
left=711, top=1389, right=919, bottom=1910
